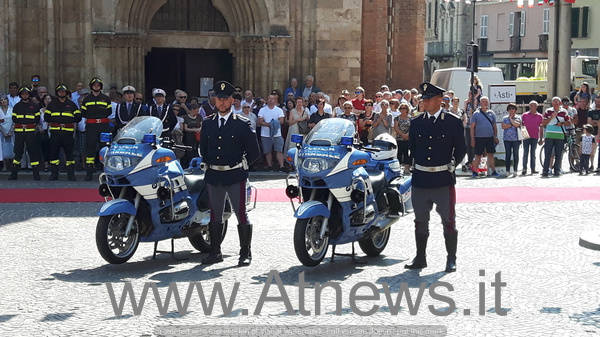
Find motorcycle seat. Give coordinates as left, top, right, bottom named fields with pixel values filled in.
left=183, top=173, right=205, bottom=194
left=368, top=171, right=386, bottom=195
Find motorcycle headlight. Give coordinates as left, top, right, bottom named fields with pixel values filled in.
left=106, top=156, right=141, bottom=171
left=301, top=158, right=338, bottom=173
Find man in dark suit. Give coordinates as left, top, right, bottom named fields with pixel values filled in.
left=142, top=88, right=177, bottom=138
left=405, top=82, right=466, bottom=273
left=200, top=81, right=261, bottom=266
left=115, top=85, right=147, bottom=131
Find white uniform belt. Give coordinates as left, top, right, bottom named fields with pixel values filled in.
left=415, top=163, right=453, bottom=173
left=209, top=158, right=248, bottom=171
left=209, top=163, right=243, bottom=171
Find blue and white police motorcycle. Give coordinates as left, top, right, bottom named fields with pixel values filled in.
left=95, top=116, right=255, bottom=264
left=285, top=118, right=413, bottom=266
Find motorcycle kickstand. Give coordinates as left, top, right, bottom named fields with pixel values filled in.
left=330, top=242, right=367, bottom=264
left=152, top=239, right=188, bottom=261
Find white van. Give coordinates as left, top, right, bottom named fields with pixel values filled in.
left=430, top=67, right=505, bottom=102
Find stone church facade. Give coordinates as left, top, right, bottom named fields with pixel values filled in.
left=0, top=0, right=424, bottom=98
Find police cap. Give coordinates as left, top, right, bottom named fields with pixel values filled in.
left=419, top=82, right=445, bottom=99
left=213, top=81, right=235, bottom=98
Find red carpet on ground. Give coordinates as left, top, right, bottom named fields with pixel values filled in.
left=0, top=187, right=600, bottom=204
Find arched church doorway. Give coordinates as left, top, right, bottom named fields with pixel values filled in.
left=144, top=0, right=233, bottom=99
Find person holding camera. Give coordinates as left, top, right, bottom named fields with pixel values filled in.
left=358, top=99, right=375, bottom=144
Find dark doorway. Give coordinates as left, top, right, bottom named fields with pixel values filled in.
left=145, top=48, right=233, bottom=100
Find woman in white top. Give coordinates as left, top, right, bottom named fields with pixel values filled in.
left=333, top=96, right=346, bottom=117
left=284, top=96, right=309, bottom=154
left=0, top=95, right=15, bottom=169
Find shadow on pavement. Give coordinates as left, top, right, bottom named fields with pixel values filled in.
left=249, top=255, right=406, bottom=287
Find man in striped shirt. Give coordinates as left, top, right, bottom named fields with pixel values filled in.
left=541, top=97, right=572, bottom=177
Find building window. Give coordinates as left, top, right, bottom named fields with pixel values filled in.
left=480, top=15, right=488, bottom=38
left=509, top=12, right=515, bottom=37
left=571, top=7, right=589, bottom=38
left=497, top=13, right=505, bottom=40
left=543, top=8, right=550, bottom=34
left=428, top=2, right=432, bottom=29
left=520, top=11, right=526, bottom=37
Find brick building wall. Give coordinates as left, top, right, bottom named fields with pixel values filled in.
left=361, top=0, right=425, bottom=95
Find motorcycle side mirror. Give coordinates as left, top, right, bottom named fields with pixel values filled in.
left=189, top=157, right=203, bottom=170
left=100, top=132, right=112, bottom=146
left=143, top=134, right=157, bottom=149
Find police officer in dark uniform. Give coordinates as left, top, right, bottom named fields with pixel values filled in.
left=45, top=84, right=82, bottom=181
left=405, top=82, right=466, bottom=273
left=115, top=85, right=146, bottom=132
left=200, top=81, right=260, bottom=266
left=81, top=77, right=112, bottom=181
left=10, top=86, right=41, bottom=180
left=142, top=88, right=177, bottom=138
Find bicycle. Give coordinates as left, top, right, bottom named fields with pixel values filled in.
left=539, top=128, right=581, bottom=173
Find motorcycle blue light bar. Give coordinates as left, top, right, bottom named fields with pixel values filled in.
left=100, top=132, right=112, bottom=143
left=291, top=134, right=303, bottom=144
left=340, top=136, right=353, bottom=146
left=142, top=134, right=156, bottom=144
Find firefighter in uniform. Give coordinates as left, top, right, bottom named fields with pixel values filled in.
left=200, top=81, right=261, bottom=266
left=10, top=87, right=41, bottom=180
left=81, top=77, right=112, bottom=181
left=405, top=82, right=466, bottom=273
left=115, top=85, right=146, bottom=131
left=45, top=84, right=82, bottom=181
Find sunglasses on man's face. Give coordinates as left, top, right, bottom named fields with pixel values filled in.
left=32, top=78, right=39, bottom=82
left=355, top=91, right=362, bottom=94
left=376, top=95, right=382, bottom=98
left=178, top=96, right=187, bottom=99
left=344, top=106, right=353, bottom=109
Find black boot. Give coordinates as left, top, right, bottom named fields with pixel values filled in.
left=202, top=222, right=224, bottom=264
left=85, top=165, right=94, bottom=181
left=237, top=224, right=253, bottom=267
left=67, top=165, right=76, bottom=181
left=405, top=232, right=428, bottom=269
left=8, top=164, right=18, bottom=180
left=49, top=165, right=59, bottom=180
left=444, top=232, right=457, bottom=273
left=32, top=166, right=41, bottom=181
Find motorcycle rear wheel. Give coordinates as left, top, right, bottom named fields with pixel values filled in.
left=358, top=227, right=391, bottom=257
left=96, top=214, right=140, bottom=264
left=188, top=221, right=228, bottom=253
left=294, top=217, right=329, bottom=267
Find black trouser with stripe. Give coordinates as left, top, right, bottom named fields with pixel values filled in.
left=49, top=131, right=75, bottom=167
left=13, top=131, right=41, bottom=168
left=207, top=180, right=249, bottom=226
left=85, top=123, right=110, bottom=166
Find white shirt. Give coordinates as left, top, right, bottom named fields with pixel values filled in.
left=217, top=111, right=233, bottom=128
left=374, top=102, right=382, bottom=113
left=427, top=108, right=443, bottom=122
left=241, top=112, right=258, bottom=133
left=309, top=103, right=332, bottom=116
left=7, top=95, right=20, bottom=108
left=232, top=105, right=243, bottom=114
left=109, top=102, right=117, bottom=119
left=258, top=105, right=284, bottom=138
left=71, top=92, right=81, bottom=108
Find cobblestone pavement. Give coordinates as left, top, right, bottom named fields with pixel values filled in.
left=0, top=174, right=599, bottom=336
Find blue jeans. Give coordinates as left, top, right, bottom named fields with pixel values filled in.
left=543, top=138, right=564, bottom=174
left=522, top=138, right=538, bottom=171
left=504, top=140, right=520, bottom=173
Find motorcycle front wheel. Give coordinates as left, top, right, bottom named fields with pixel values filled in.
left=96, top=214, right=140, bottom=264
left=188, top=221, right=228, bottom=253
left=294, top=217, right=329, bottom=267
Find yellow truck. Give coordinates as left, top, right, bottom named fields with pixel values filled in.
left=505, top=55, right=598, bottom=103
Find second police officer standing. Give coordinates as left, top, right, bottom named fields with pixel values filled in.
left=81, top=77, right=112, bottom=181
left=144, top=88, right=177, bottom=138
left=115, top=85, right=146, bottom=132
left=200, top=81, right=260, bottom=266
left=45, top=84, right=82, bottom=180
left=406, top=82, right=466, bottom=273
left=10, top=86, right=42, bottom=180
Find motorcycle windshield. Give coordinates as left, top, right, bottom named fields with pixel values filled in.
left=304, top=118, right=355, bottom=146
left=114, top=116, right=164, bottom=144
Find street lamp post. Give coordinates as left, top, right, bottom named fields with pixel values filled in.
left=468, top=0, right=478, bottom=97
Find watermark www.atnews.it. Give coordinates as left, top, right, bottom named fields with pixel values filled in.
left=105, top=269, right=507, bottom=317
